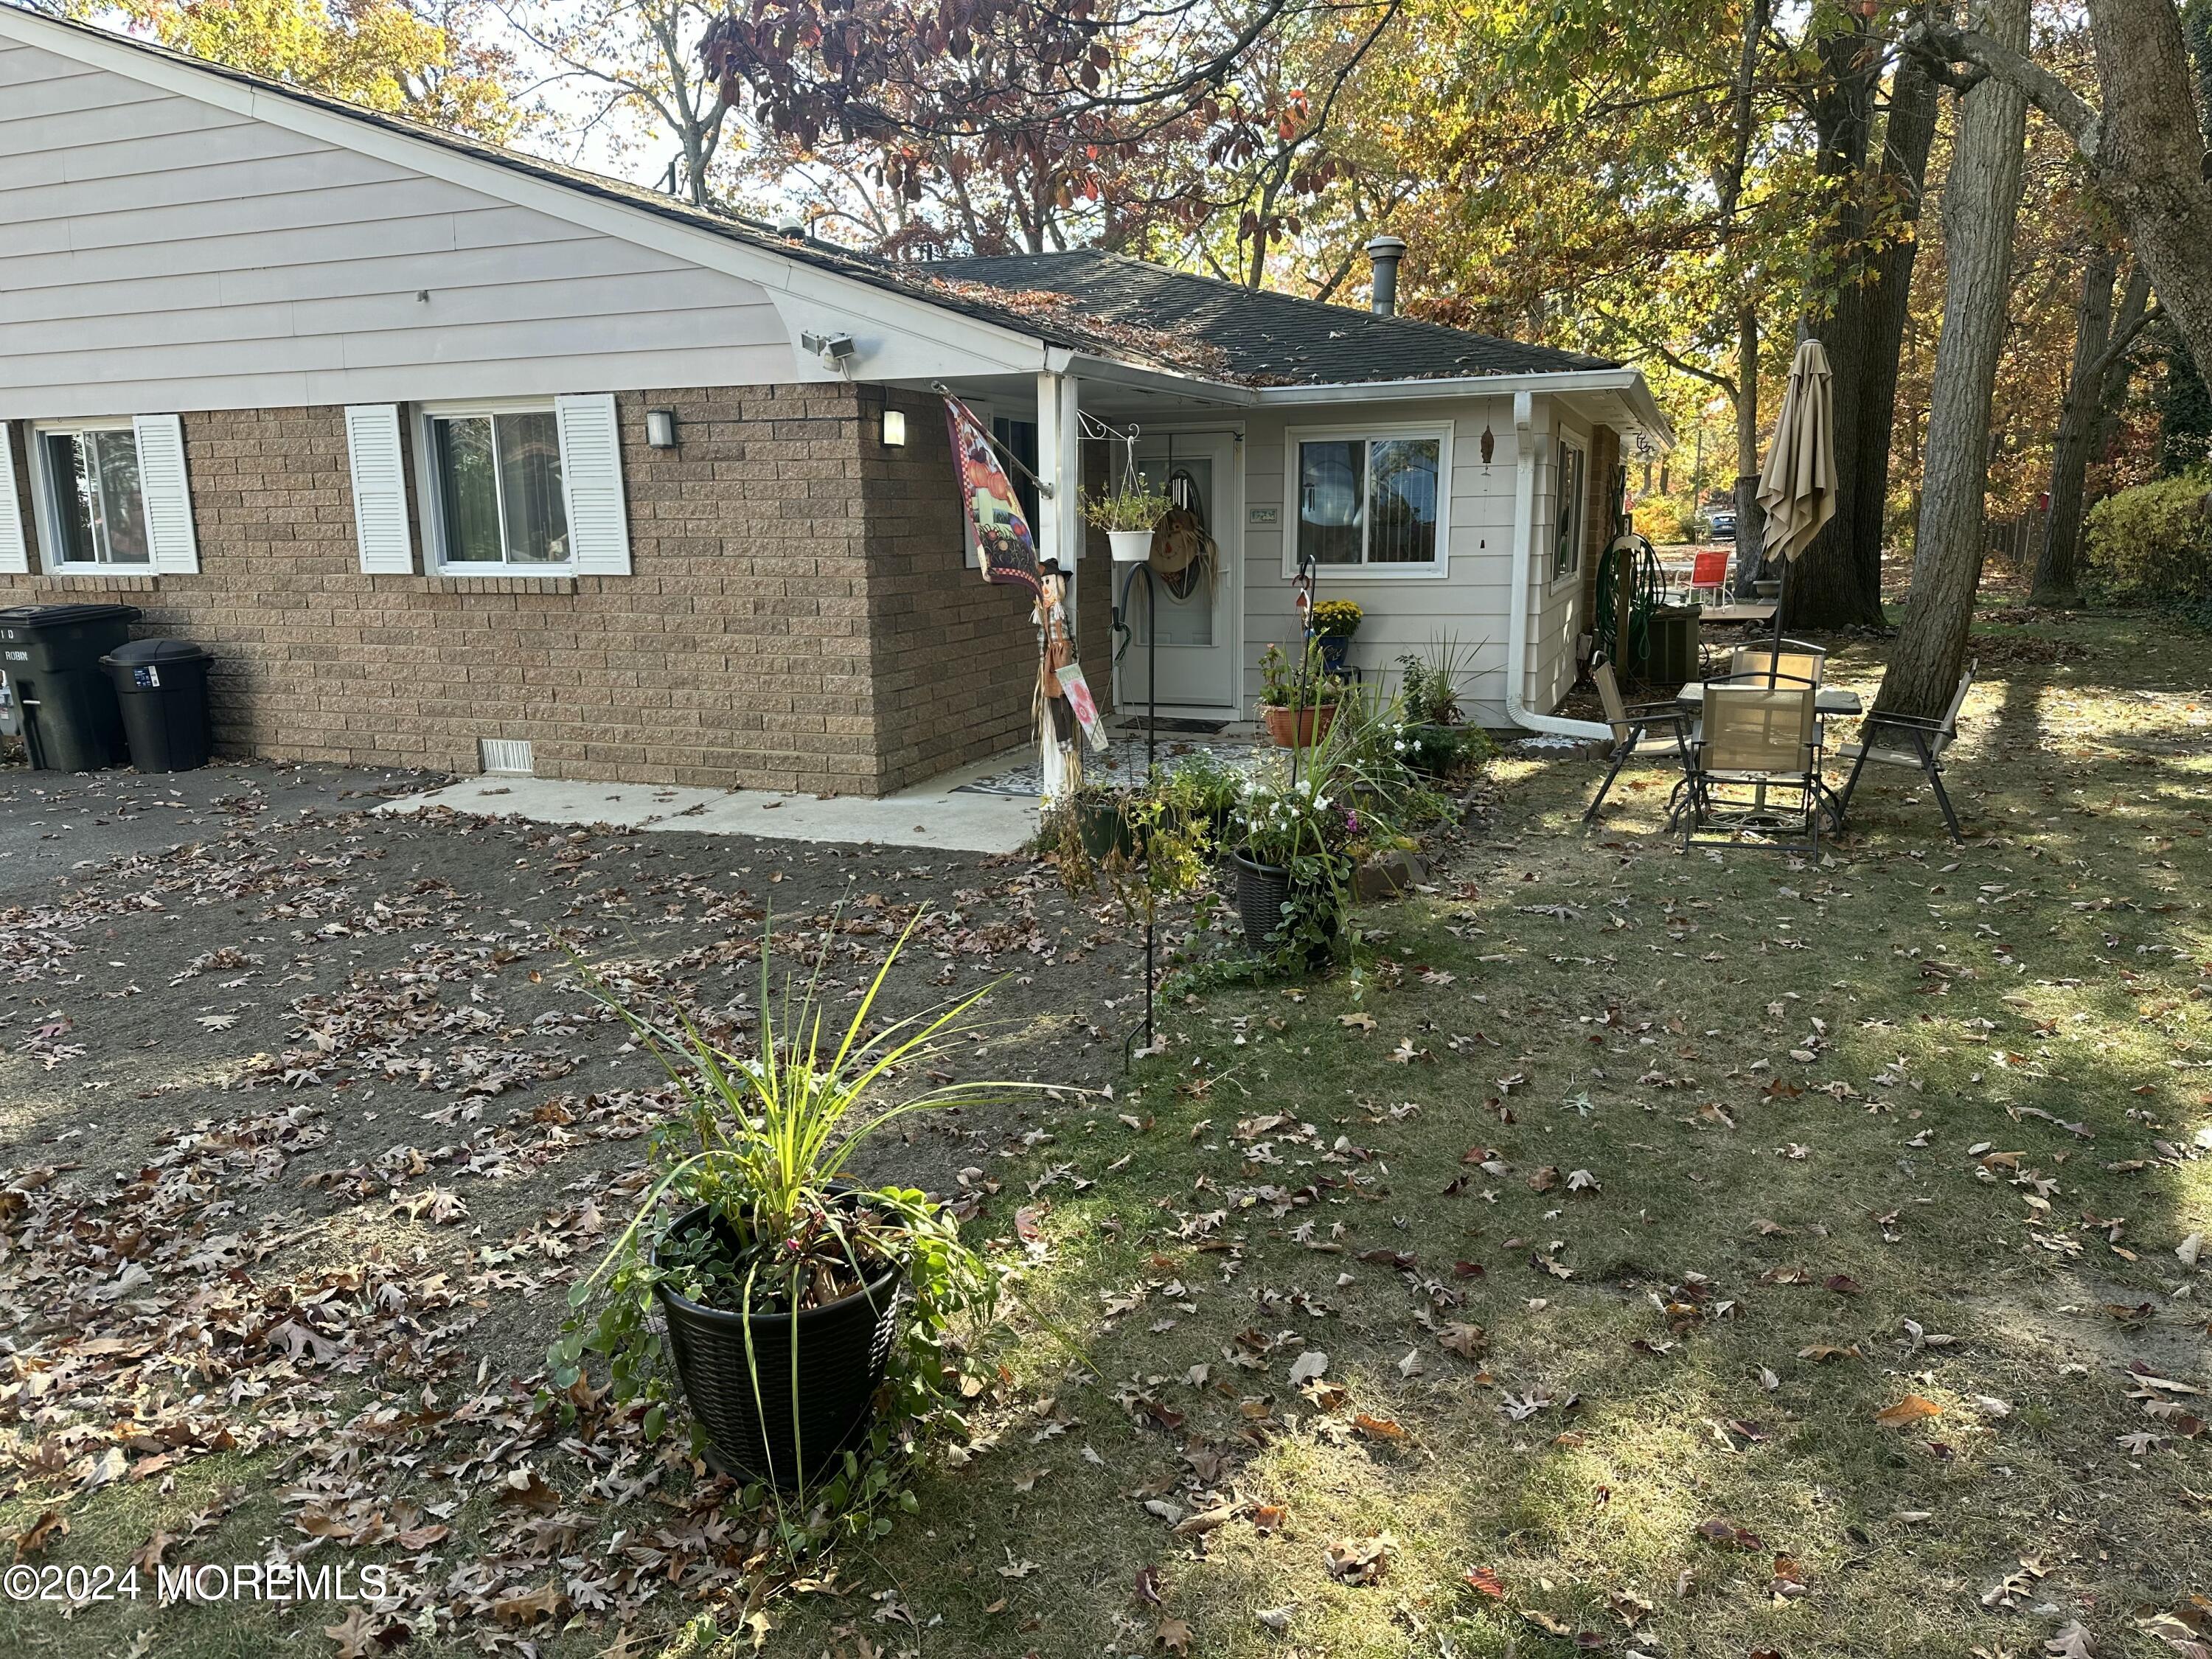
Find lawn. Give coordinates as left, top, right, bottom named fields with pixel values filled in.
left=3, top=606, right=2208, bottom=1659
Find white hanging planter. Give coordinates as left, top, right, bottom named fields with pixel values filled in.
left=1108, top=528, right=1153, bottom=564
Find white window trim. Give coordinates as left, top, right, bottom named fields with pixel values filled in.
left=27, top=417, right=154, bottom=575
left=1550, top=431, right=1588, bottom=594
left=414, top=398, right=575, bottom=577
left=1280, top=421, right=1453, bottom=580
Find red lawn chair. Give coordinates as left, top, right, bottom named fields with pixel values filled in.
left=1686, top=549, right=1733, bottom=606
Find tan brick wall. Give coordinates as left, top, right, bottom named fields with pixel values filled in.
left=0, top=386, right=1113, bottom=794
left=862, top=387, right=1037, bottom=791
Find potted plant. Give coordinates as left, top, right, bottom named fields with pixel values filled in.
left=1394, top=639, right=1483, bottom=776
left=1082, top=476, right=1172, bottom=563
left=1060, top=777, right=1138, bottom=864
left=1309, top=599, right=1364, bottom=674
left=549, top=919, right=1013, bottom=1503
left=1234, top=767, right=1351, bottom=965
left=1257, top=641, right=1348, bottom=748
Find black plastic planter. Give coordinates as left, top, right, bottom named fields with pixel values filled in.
left=1074, top=796, right=1138, bottom=863
left=653, top=1205, right=903, bottom=1489
left=1232, top=849, right=1292, bottom=951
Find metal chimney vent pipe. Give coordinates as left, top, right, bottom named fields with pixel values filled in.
left=1366, top=234, right=1408, bottom=316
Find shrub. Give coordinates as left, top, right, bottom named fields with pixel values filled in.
left=2082, top=471, right=2212, bottom=616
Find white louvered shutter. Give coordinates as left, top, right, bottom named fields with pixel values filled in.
left=554, top=393, right=632, bottom=577
left=131, top=414, right=199, bottom=574
left=0, top=424, right=27, bottom=574
left=344, top=405, right=413, bottom=574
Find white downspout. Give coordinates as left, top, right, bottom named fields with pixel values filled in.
left=1504, top=390, right=1610, bottom=741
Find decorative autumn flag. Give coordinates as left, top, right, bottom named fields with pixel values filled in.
left=943, top=394, right=1040, bottom=596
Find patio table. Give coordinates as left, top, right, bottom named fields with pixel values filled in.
left=1676, top=681, right=1863, bottom=717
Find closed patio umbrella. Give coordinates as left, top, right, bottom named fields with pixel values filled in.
left=1753, top=338, right=1836, bottom=661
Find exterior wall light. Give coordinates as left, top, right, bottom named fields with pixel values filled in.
left=645, top=409, right=678, bottom=449
left=882, top=408, right=907, bottom=448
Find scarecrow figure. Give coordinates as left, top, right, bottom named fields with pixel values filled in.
left=1032, top=560, right=1082, bottom=800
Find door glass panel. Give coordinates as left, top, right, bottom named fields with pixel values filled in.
left=434, top=416, right=502, bottom=563
left=496, top=411, right=568, bottom=563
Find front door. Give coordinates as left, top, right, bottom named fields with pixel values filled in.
left=1116, top=432, right=1239, bottom=714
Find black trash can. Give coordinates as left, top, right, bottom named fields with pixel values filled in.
left=100, top=639, right=213, bottom=773
left=0, top=603, right=142, bottom=772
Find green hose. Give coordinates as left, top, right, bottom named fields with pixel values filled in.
left=1592, top=533, right=1665, bottom=670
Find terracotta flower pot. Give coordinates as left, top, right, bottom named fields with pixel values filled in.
left=1262, top=703, right=1338, bottom=748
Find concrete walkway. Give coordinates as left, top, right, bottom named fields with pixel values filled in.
left=376, top=749, right=1040, bottom=853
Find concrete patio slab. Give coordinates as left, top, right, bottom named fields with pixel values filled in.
left=375, top=750, right=1041, bottom=853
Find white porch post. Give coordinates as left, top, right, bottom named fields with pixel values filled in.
left=1037, top=369, right=1082, bottom=621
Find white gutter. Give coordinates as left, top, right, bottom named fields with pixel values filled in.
left=1504, top=391, right=1610, bottom=742
left=1250, top=366, right=1643, bottom=406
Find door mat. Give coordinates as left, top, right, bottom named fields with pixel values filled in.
left=1121, top=716, right=1231, bottom=734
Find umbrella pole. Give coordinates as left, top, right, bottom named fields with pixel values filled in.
left=1769, top=555, right=1788, bottom=684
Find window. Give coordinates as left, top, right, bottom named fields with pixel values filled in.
left=1553, top=435, right=1587, bottom=583
left=39, top=424, right=150, bottom=567
left=422, top=405, right=569, bottom=568
left=1289, top=425, right=1447, bottom=574
left=992, top=416, right=1041, bottom=529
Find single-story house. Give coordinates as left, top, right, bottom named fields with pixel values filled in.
left=0, top=6, right=1669, bottom=795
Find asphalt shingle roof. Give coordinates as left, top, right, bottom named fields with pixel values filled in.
left=928, top=250, right=1619, bottom=383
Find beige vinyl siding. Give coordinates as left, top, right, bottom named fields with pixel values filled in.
left=1239, top=396, right=1521, bottom=726
left=0, top=42, right=794, bottom=418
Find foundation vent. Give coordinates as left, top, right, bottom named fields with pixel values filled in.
left=479, top=738, right=535, bottom=776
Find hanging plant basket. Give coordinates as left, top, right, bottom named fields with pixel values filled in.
left=1108, top=529, right=1153, bottom=563
left=652, top=1203, right=904, bottom=1488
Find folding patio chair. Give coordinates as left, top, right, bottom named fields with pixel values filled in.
left=1583, top=659, right=1693, bottom=824
left=1679, top=680, right=1823, bottom=855
left=1834, top=665, right=1975, bottom=844
left=1729, top=642, right=1827, bottom=686
left=1686, top=549, right=1733, bottom=606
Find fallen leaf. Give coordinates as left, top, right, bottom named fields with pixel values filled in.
left=1324, top=1532, right=1394, bottom=1585
left=13, top=1510, right=67, bottom=1560
left=1155, top=1618, right=1193, bottom=1655
left=1874, top=1394, right=1944, bottom=1429
left=321, top=1607, right=388, bottom=1658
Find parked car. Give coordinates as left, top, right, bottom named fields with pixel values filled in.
left=1705, top=507, right=1737, bottom=540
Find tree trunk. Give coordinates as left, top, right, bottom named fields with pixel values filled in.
left=1846, top=46, right=1941, bottom=605
left=2086, top=0, right=2212, bottom=380
left=1732, top=306, right=1766, bottom=586
left=1925, top=0, right=2212, bottom=386
left=1786, top=22, right=1884, bottom=630
left=1877, top=0, right=2032, bottom=719
left=2031, top=250, right=2124, bottom=603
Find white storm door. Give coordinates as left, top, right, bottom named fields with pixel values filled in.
left=1116, top=432, right=1239, bottom=712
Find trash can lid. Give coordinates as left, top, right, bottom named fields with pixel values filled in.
left=101, top=638, right=209, bottom=667
left=0, top=602, right=144, bottom=630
